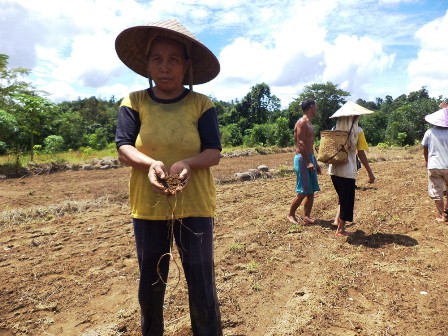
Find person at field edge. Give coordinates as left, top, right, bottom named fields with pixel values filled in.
left=287, top=99, right=322, bottom=226
left=114, top=20, right=222, bottom=335
left=421, top=103, right=448, bottom=222
left=327, top=102, right=375, bottom=237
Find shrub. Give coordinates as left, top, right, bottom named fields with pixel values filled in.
left=0, top=141, right=7, bottom=155
left=243, top=124, right=276, bottom=147
left=80, top=146, right=94, bottom=156
left=88, top=127, right=108, bottom=150
left=221, top=124, right=243, bottom=147
left=44, top=135, right=65, bottom=153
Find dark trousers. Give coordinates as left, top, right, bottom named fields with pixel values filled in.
left=133, top=217, right=222, bottom=336
left=331, top=175, right=356, bottom=222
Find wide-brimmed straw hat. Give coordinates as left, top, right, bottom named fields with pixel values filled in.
left=115, top=19, right=220, bottom=85
left=424, top=108, right=448, bottom=128
left=330, top=101, right=374, bottom=118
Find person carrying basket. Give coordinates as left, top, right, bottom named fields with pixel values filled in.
left=327, top=102, right=375, bottom=237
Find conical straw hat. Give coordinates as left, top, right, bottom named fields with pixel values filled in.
left=115, top=19, right=220, bottom=85
left=330, top=101, right=374, bottom=118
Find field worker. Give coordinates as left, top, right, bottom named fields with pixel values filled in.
left=328, top=102, right=375, bottom=237
left=287, top=99, right=322, bottom=226
left=114, top=20, right=222, bottom=335
left=422, top=105, right=448, bottom=222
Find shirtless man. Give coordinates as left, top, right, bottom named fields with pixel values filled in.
left=287, top=99, right=321, bottom=225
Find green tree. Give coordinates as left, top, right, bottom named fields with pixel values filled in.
left=44, top=135, right=65, bottom=153
left=243, top=123, right=276, bottom=147
left=284, top=99, right=302, bottom=130
left=0, top=54, right=33, bottom=109
left=0, top=54, right=59, bottom=159
left=57, top=96, right=119, bottom=145
left=0, top=110, right=18, bottom=142
left=220, top=124, right=243, bottom=147
left=53, top=109, right=86, bottom=149
left=0, top=109, right=18, bottom=154
left=359, top=109, right=388, bottom=145
left=356, top=98, right=380, bottom=111
left=12, top=93, right=57, bottom=161
left=88, top=127, right=108, bottom=150
left=293, top=82, right=350, bottom=137
left=407, top=86, right=429, bottom=102
left=274, top=116, right=293, bottom=147
left=213, top=99, right=234, bottom=126
left=384, top=96, right=438, bottom=146
left=235, top=83, right=281, bottom=129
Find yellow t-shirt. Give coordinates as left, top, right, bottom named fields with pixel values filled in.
left=120, top=89, right=217, bottom=220
left=357, top=131, right=368, bottom=151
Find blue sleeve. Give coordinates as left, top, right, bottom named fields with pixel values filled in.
left=198, top=107, right=222, bottom=151
left=115, top=106, right=140, bottom=149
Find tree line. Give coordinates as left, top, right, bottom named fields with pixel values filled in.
left=0, top=53, right=445, bottom=161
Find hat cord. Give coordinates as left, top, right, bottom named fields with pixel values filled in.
left=187, top=43, right=193, bottom=91
left=145, top=35, right=156, bottom=89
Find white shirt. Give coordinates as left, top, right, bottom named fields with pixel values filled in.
left=421, top=127, right=448, bottom=169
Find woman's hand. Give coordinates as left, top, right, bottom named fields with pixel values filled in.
left=170, top=160, right=191, bottom=190
left=148, top=160, right=171, bottom=194
left=148, top=160, right=190, bottom=195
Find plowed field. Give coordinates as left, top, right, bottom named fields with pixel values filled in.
left=1, top=147, right=447, bottom=335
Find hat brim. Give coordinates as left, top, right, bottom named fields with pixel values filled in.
left=425, top=108, right=448, bottom=128
left=330, top=101, right=374, bottom=118
left=115, top=20, right=220, bottom=85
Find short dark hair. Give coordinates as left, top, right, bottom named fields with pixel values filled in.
left=301, top=99, right=316, bottom=112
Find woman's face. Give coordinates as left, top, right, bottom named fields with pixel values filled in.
left=148, top=37, right=188, bottom=98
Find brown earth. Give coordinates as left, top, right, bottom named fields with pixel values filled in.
left=1, top=147, right=447, bottom=336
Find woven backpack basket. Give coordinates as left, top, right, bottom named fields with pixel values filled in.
left=317, top=130, right=349, bottom=164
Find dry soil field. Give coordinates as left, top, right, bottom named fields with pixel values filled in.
left=1, top=147, right=447, bottom=336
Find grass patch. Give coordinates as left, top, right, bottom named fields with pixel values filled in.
left=0, top=144, right=118, bottom=167
left=246, top=260, right=259, bottom=273
left=0, top=196, right=126, bottom=229
left=229, top=242, right=246, bottom=254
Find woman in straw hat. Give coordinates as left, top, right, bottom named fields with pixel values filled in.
left=421, top=104, right=448, bottom=222
left=328, top=102, right=376, bottom=237
left=115, top=20, right=222, bottom=335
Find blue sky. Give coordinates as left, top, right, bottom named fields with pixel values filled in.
left=1, top=0, right=447, bottom=108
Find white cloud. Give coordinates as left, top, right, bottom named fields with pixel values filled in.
left=201, top=0, right=335, bottom=105
left=1, top=0, right=447, bottom=107
left=407, top=11, right=448, bottom=98
left=323, top=35, right=395, bottom=98
left=208, top=0, right=397, bottom=105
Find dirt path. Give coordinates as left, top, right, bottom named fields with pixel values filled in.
left=1, top=149, right=447, bottom=335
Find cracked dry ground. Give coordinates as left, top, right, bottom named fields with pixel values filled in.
left=1, top=148, right=447, bottom=336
